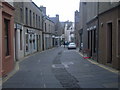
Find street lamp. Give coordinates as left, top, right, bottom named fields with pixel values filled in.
left=42, top=15, right=46, bottom=51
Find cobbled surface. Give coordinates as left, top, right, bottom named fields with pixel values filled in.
left=52, top=50, right=80, bottom=88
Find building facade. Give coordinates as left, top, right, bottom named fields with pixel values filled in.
left=98, top=2, right=120, bottom=69
left=64, top=22, right=75, bottom=43
left=74, top=10, right=80, bottom=47
left=13, top=2, right=24, bottom=61
left=43, top=17, right=55, bottom=50
left=79, top=2, right=88, bottom=51
left=40, top=6, right=56, bottom=50
left=23, top=2, right=43, bottom=56
left=78, top=2, right=120, bottom=69
left=50, top=15, right=63, bottom=46
left=0, top=1, right=15, bottom=77
left=86, top=2, right=98, bottom=61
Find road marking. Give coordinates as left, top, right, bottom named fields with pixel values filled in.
left=44, top=84, right=46, bottom=88
left=38, top=60, right=41, bottom=63
left=52, top=65, right=55, bottom=68
left=62, top=64, right=69, bottom=68
left=78, top=52, right=119, bottom=74
left=41, top=72, right=43, bottom=76
left=62, top=62, right=74, bottom=68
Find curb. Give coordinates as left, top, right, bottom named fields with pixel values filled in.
left=79, top=52, right=119, bottom=74
left=2, top=61, right=19, bottom=83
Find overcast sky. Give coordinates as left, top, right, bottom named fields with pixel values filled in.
left=32, top=0, right=80, bottom=22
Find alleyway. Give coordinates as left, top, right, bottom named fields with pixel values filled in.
left=3, top=47, right=119, bottom=88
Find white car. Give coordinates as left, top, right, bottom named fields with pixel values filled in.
left=68, top=43, right=76, bottom=49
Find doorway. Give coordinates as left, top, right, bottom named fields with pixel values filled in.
left=107, top=22, right=112, bottom=63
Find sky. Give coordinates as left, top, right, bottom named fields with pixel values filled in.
left=32, top=0, right=80, bottom=22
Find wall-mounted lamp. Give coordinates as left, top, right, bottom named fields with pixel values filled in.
left=101, top=23, right=103, bottom=27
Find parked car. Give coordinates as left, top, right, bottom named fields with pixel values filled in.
left=68, top=43, right=76, bottom=49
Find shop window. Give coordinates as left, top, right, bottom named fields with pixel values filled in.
left=39, top=35, right=41, bottom=48
left=4, top=19, right=10, bottom=56
left=20, top=30, right=22, bottom=50
left=33, top=35, right=36, bottom=49
left=26, top=33, right=28, bottom=52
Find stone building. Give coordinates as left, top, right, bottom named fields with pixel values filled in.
left=79, top=2, right=120, bottom=69
left=74, top=10, right=80, bottom=47
left=0, top=1, right=15, bottom=77
left=43, top=17, right=55, bottom=50
left=86, top=2, right=98, bottom=61
left=64, top=22, right=75, bottom=43
left=79, top=2, right=88, bottom=51
left=23, top=2, right=43, bottom=56
left=98, top=2, right=120, bottom=69
left=13, top=2, right=24, bottom=61
left=40, top=6, right=56, bottom=50
left=50, top=15, right=63, bottom=46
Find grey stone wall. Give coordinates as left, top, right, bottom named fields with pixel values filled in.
left=23, top=2, right=42, bottom=30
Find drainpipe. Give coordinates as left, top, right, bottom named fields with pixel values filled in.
left=97, top=2, right=99, bottom=62
left=42, top=16, right=45, bottom=51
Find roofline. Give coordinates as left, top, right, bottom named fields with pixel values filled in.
left=32, top=2, right=42, bottom=12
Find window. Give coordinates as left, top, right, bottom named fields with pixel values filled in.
left=30, top=10, right=32, bottom=26
left=39, top=16, right=40, bottom=28
left=33, top=12, right=35, bottom=27
left=4, top=19, right=10, bottom=56
left=39, top=35, right=41, bottom=49
left=34, top=35, right=36, bottom=49
left=36, top=14, right=37, bottom=28
left=26, top=30, right=28, bottom=52
left=45, top=23, right=46, bottom=32
left=20, top=30, right=22, bottom=50
left=25, top=8, right=28, bottom=25
left=20, top=8, right=23, bottom=22
left=49, top=24, right=50, bottom=32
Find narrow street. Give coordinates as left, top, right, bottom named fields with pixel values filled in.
left=3, top=47, right=119, bottom=88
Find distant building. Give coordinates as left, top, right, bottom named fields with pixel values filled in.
left=64, top=21, right=75, bottom=43
left=50, top=15, right=63, bottom=46
left=43, top=16, right=55, bottom=50
left=0, top=2, right=15, bottom=77
left=74, top=10, right=80, bottom=47
left=79, top=2, right=88, bottom=51
left=41, top=6, right=56, bottom=50
left=40, top=6, right=46, bottom=15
